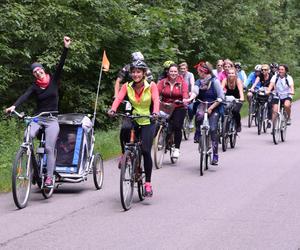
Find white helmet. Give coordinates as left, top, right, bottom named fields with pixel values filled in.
left=254, top=64, right=262, bottom=71
left=131, top=51, right=144, bottom=61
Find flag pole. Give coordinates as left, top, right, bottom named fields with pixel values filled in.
left=92, top=61, right=103, bottom=127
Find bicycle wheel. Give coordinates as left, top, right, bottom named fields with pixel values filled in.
left=153, top=126, right=165, bottom=169
left=120, top=151, right=134, bottom=211
left=217, top=118, right=222, bottom=144
left=182, top=115, right=191, bottom=140
left=272, top=114, right=280, bottom=145
left=221, top=116, right=229, bottom=152
left=137, top=156, right=145, bottom=201
left=93, top=153, right=104, bottom=190
left=41, top=177, right=55, bottom=199
left=280, top=112, right=288, bottom=142
left=257, top=105, right=263, bottom=135
left=248, top=101, right=254, bottom=128
left=12, top=148, right=32, bottom=209
left=230, top=120, right=237, bottom=148
left=262, top=104, right=268, bottom=133
left=199, top=134, right=208, bottom=176
left=169, top=134, right=177, bottom=164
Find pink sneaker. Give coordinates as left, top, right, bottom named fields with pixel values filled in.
left=144, top=182, right=153, bottom=197
left=44, top=176, right=53, bottom=187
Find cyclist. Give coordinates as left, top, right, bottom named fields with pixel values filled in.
left=186, top=61, right=224, bottom=165
left=250, top=64, right=273, bottom=127
left=267, top=64, right=294, bottom=125
left=234, top=62, right=247, bottom=87
left=212, top=59, right=224, bottom=78
left=218, top=59, right=234, bottom=82
left=158, top=60, right=175, bottom=81
left=179, top=62, right=195, bottom=128
left=270, top=62, right=279, bottom=76
left=108, top=60, right=159, bottom=197
left=114, top=51, right=153, bottom=97
left=157, top=63, right=189, bottom=159
left=5, top=36, right=71, bottom=187
left=221, top=68, right=244, bottom=132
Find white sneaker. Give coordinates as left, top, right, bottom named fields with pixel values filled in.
left=188, top=121, right=194, bottom=129
left=172, top=148, right=180, bottom=158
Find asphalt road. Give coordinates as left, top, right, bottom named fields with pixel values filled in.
left=1, top=101, right=300, bottom=250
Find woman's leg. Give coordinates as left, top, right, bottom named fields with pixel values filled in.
left=44, top=117, right=60, bottom=177
left=141, top=124, right=155, bottom=183
left=209, top=111, right=220, bottom=162
left=171, top=108, right=186, bottom=149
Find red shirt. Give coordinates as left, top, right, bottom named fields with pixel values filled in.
left=157, top=76, right=189, bottom=108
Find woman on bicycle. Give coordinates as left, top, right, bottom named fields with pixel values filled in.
left=5, top=36, right=71, bottom=187
left=157, top=64, right=189, bottom=159
left=108, top=60, right=159, bottom=197
left=186, top=61, right=224, bottom=165
left=221, top=68, right=244, bottom=132
left=267, top=64, right=294, bottom=125
left=250, top=64, right=273, bottom=127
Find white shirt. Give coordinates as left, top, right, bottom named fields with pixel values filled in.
left=271, top=74, right=294, bottom=99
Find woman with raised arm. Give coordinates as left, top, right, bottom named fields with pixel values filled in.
left=5, top=36, right=71, bottom=187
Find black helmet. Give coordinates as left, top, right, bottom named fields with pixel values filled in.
left=130, top=60, right=148, bottom=71
left=270, top=62, right=278, bottom=68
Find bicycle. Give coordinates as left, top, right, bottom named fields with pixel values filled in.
left=197, top=99, right=221, bottom=176
left=115, top=113, right=152, bottom=211
left=247, top=89, right=258, bottom=128
left=256, top=88, right=270, bottom=135
left=272, top=95, right=290, bottom=145
left=221, top=96, right=241, bottom=152
left=153, top=101, right=183, bottom=168
left=11, top=110, right=57, bottom=209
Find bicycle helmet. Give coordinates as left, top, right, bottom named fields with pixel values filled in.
left=130, top=60, right=148, bottom=71
left=270, top=62, right=278, bottom=68
left=163, top=60, right=175, bottom=69
left=131, top=51, right=144, bottom=62
left=234, top=62, right=242, bottom=68
left=254, top=64, right=262, bottom=71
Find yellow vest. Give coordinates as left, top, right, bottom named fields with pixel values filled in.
left=127, top=80, right=152, bottom=125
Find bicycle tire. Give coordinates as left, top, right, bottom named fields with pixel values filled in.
left=153, top=126, right=165, bottom=169
left=257, top=105, right=263, bottom=135
left=93, top=153, right=104, bottom=190
left=120, top=151, right=134, bottom=211
left=199, top=134, right=208, bottom=176
left=182, top=115, right=191, bottom=140
left=137, top=156, right=145, bottom=201
left=272, top=114, right=280, bottom=145
left=12, top=148, right=32, bottom=209
left=230, top=119, right=237, bottom=148
left=262, top=103, right=268, bottom=133
left=248, top=101, right=254, bottom=128
left=280, top=112, right=288, bottom=142
left=222, top=116, right=229, bottom=152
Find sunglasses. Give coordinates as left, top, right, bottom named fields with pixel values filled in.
left=262, top=69, right=268, bottom=71
left=217, top=64, right=223, bottom=67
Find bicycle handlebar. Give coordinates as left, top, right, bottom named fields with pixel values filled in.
left=113, top=113, right=154, bottom=120
left=196, top=98, right=222, bottom=104
left=11, top=110, right=58, bottom=120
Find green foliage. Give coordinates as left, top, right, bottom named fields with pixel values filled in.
left=0, top=0, right=299, bottom=126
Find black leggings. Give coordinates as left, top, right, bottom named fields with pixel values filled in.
left=120, top=121, right=155, bottom=182
left=232, top=102, right=243, bottom=127
left=168, top=108, right=186, bottom=149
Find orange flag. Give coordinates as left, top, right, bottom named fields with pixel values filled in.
left=102, top=50, right=110, bottom=72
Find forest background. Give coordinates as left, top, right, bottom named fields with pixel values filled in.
left=0, top=0, right=299, bottom=190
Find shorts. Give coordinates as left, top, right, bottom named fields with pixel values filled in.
left=272, top=97, right=292, bottom=105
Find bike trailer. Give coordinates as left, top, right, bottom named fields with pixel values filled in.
left=55, top=113, right=92, bottom=176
